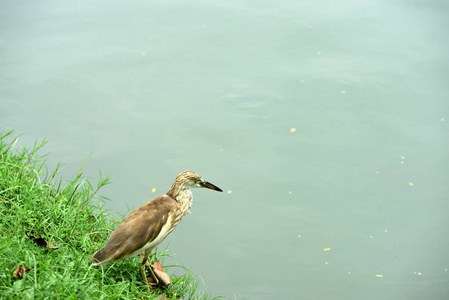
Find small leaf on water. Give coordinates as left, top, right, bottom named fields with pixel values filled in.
left=375, top=274, right=384, bottom=278
left=323, top=248, right=331, bottom=251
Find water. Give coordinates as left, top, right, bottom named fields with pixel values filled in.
left=1, top=1, right=449, bottom=299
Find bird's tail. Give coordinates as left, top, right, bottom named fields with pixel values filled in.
left=90, top=251, right=104, bottom=266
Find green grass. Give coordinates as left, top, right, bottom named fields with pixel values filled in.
left=0, top=130, right=217, bottom=299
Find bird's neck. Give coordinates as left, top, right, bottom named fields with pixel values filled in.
left=167, top=181, right=185, bottom=199
left=176, top=190, right=193, bottom=216
left=167, top=184, right=193, bottom=216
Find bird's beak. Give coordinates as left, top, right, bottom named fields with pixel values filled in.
left=200, top=181, right=223, bottom=192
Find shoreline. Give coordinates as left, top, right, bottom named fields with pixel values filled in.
left=0, top=130, right=213, bottom=299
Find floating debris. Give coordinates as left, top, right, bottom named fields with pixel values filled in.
left=152, top=188, right=156, bottom=193
left=409, top=182, right=414, bottom=187
left=227, top=190, right=232, bottom=194
left=323, top=248, right=331, bottom=251
left=375, top=274, right=384, bottom=278
left=290, top=128, right=296, bottom=133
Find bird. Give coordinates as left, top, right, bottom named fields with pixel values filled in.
left=90, top=170, right=222, bottom=288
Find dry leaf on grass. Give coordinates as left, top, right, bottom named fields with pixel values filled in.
left=156, top=294, right=172, bottom=300
left=138, top=256, right=171, bottom=287
left=153, top=260, right=164, bottom=272
left=26, top=232, right=59, bottom=249
left=13, top=265, right=32, bottom=279
left=153, top=268, right=171, bottom=286
left=147, top=260, right=171, bottom=287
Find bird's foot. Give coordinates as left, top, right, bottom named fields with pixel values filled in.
left=143, top=259, right=159, bottom=285
left=140, top=256, right=170, bottom=290
left=149, top=260, right=171, bottom=288
left=140, top=259, right=159, bottom=291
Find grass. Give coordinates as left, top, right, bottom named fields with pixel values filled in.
left=0, top=130, right=217, bottom=299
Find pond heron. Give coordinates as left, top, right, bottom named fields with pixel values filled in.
left=91, top=170, right=222, bottom=287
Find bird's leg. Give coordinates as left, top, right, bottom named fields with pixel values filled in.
left=140, top=256, right=151, bottom=292
left=145, top=259, right=159, bottom=286
left=142, top=251, right=159, bottom=287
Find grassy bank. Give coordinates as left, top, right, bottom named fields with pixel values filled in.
left=0, top=131, right=213, bottom=299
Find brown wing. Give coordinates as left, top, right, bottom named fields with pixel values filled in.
left=91, top=195, right=176, bottom=264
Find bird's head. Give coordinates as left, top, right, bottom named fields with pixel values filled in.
left=174, top=170, right=223, bottom=192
